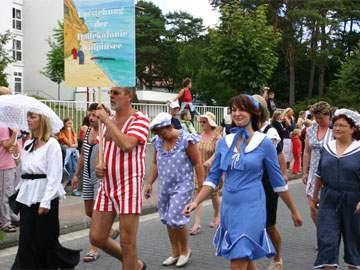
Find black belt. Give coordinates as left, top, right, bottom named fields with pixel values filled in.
left=21, top=174, right=47, bottom=180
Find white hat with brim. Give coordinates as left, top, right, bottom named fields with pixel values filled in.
left=199, top=112, right=217, bottom=128
left=150, top=112, right=172, bottom=130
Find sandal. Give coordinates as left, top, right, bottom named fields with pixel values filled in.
left=189, top=225, right=201, bottom=235
left=209, top=219, right=220, bottom=228
left=1, top=225, right=17, bottom=233
left=83, top=251, right=100, bottom=262
left=110, top=228, right=120, bottom=240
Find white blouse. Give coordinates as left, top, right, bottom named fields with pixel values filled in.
left=16, top=137, right=65, bottom=209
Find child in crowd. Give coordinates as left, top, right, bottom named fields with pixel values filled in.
left=180, top=109, right=196, bottom=134
left=291, top=129, right=302, bottom=174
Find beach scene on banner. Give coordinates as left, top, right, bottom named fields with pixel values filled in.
left=64, top=0, right=135, bottom=87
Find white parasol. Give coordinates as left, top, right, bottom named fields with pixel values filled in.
left=0, top=95, right=63, bottom=133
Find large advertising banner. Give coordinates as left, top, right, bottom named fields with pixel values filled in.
left=64, top=0, right=135, bottom=87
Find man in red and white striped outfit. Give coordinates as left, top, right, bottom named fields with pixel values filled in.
left=91, top=87, right=149, bottom=270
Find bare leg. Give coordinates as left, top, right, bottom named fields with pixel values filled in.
left=231, top=259, right=253, bottom=270
left=267, top=225, right=282, bottom=262
left=211, top=193, right=221, bottom=226
left=84, top=200, right=98, bottom=255
left=90, top=210, right=123, bottom=260
left=247, top=261, right=257, bottom=270
left=176, top=226, right=190, bottom=255
left=119, top=214, right=143, bottom=270
left=307, top=196, right=318, bottom=225
left=167, top=226, right=180, bottom=257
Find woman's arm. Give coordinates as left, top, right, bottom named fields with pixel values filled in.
left=302, top=136, right=311, bottom=185
left=186, top=143, right=205, bottom=186
left=144, top=150, right=158, bottom=198
left=278, top=191, right=303, bottom=226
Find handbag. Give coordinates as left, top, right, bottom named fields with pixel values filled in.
left=8, top=190, right=21, bottom=214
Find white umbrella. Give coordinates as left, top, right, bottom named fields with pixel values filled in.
left=0, top=95, right=63, bottom=133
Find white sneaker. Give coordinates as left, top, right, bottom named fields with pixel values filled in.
left=267, top=258, right=283, bottom=270
left=162, top=256, right=178, bottom=266
left=176, top=250, right=192, bottom=267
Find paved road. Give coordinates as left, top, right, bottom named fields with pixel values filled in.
left=0, top=180, right=345, bottom=270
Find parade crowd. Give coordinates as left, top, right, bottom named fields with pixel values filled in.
left=0, top=81, right=359, bottom=270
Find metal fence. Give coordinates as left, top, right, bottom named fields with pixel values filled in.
left=40, top=100, right=226, bottom=132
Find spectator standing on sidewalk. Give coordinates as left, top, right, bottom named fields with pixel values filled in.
left=90, top=87, right=149, bottom=270
left=253, top=94, right=288, bottom=270
left=302, top=101, right=333, bottom=226
left=71, top=104, right=119, bottom=263
left=282, top=108, right=296, bottom=169
left=58, top=117, right=80, bottom=196
left=184, top=94, right=302, bottom=270
left=12, top=112, right=80, bottom=269
left=144, top=112, right=203, bottom=267
left=291, top=129, right=302, bottom=175
left=0, top=86, right=18, bottom=233
left=312, top=109, right=360, bottom=270
left=169, top=101, right=182, bottom=130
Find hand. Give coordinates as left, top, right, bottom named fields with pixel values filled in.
left=283, top=174, right=289, bottom=183
left=95, top=108, right=109, bottom=123
left=203, top=160, right=211, bottom=169
left=38, top=207, right=49, bottom=215
left=71, top=175, right=79, bottom=190
left=291, top=210, right=303, bottom=227
left=8, top=145, right=19, bottom=154
left=355, top=202, right=360, bottom=215
left=96, top=163, right=106, bottom=178
left=302, top=173, right=308, bottom=185
left=144, top=184, right=152, bottom=199
left=183, top=201, right=198, bottom=217
left=309, top=196, right=319, bottom=212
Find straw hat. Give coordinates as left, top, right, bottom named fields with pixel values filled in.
left=199, top=112, right=217, bottom=127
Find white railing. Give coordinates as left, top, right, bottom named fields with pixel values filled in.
left=40, top=100, right=226, bottom=132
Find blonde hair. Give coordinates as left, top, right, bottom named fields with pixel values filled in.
left=291, top=128, right=301, bottom=137
left=28, top=112, right=52, bottom=142
left=272, top=110, right=282, bottom=122
left=303, top=119, right=313, bottom=128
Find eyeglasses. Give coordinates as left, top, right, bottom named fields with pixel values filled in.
left=333, top=124, right=350, bottom=129
left=108, top=90, right=120, bottom=96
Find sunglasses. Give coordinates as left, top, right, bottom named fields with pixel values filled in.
left=199, top=120, right=208, bottom=124
left=108, top=90, right=121, bottom=96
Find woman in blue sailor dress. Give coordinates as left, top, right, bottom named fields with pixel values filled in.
left=145, top=112, right=204, bottom=267
left=311, top=109, right=360, bottom=270
left=184, top=95, right=302, bottom=270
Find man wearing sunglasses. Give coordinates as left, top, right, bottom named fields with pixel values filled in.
left=91, top=87, right=150, bottom=270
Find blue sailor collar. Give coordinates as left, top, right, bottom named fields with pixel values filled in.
left=325, top=139, right=360, bottom=158
left=225, top=131, right=267, bottom=153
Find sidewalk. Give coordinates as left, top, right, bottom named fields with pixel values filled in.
left=0, top=173, right=301, bottom=250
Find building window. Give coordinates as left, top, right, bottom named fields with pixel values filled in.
left=12, top=8, right=22, bottom=30
left=14, top=72, right=22, bottom=94
left=12, top=39, right=22, bottom=61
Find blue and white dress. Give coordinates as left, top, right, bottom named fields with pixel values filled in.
left=152, top=130, right=200, bottom=228
left=314, top=140, right=360, bottom=269
left=203, top=131, right=288, bottom=260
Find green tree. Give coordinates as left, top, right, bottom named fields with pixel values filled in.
left=136, top=1, right=166, bottom=89
left=0, top=31, right=13, bottom=87
left=209, top=4, right=281, bottom=93
left=328, top=43, right=360, bottom=110
left=42, top=21, right=64, bottom=100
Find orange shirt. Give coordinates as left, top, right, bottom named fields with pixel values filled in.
left=58, top=129, right=77, bottom=146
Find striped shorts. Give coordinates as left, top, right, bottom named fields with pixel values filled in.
left=94, top=178, right=143, bottom=215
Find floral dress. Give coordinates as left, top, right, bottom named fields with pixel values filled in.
left=306, top=124, right=332, bottom=197
left=152, top=130, right=200, bottom=228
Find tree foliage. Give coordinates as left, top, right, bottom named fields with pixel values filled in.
left=209, top=4, right=281, bottom=93
left=0, top=31, right=13, bottom=87
left=42, top=21, right=64, bottom=100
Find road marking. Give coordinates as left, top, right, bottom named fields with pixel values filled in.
left=0, top=181, right=302, bottom=258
